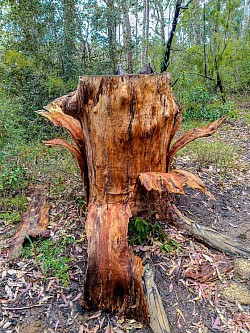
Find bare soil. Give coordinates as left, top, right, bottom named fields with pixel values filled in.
left=0, top=101, right=249, bottom=333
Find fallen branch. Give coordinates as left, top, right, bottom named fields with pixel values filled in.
left=2, top=304, right=45, bottom=311
left=143, top=256, right=171, bottom=333
left=174, top=207, right=250, bottom=258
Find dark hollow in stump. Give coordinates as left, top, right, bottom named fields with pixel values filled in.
left=62, top=74, right=178, bottom=323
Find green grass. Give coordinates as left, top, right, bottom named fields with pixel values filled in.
left=22, top=236, right=75, bottom=286
left=0, top=92, right=82, bottom=285
left=177, top=138, right=238, bottom=175
left=243, top=112, right=250, bottom=125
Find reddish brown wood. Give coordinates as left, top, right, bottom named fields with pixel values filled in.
left=83, top=203, right=148, bottom=322
left=62, top=74, right=179, bottom=322
left=71, top=75, right=179, bottom=205
left=40, top=74, right=225, bottom=324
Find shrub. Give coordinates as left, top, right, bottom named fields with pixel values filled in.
left=182, top=86, right=237, bottom=121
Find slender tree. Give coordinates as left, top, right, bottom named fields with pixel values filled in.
left=121, top=0, right=133, bottom=72
left=104, top=0, right=118, bottom=74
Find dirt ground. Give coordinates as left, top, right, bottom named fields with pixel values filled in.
left=0, top=101, right=249, bottom=333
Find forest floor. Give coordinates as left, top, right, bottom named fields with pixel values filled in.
left=0, top=100, right=249, bottom=333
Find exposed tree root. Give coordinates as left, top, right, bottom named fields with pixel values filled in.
left=173, top=206, right=250, bottom=258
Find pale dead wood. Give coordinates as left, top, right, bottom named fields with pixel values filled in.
left=143, top=257, right=171, bottom=333
left=2, top=304, right=45, bottom=311
left=174, top=207, right=250, bottom=258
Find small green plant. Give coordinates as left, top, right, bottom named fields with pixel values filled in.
left=128, top=217, right=150, bottom=245
left=0, top=194, right=28, bottom=225
left=160, top=239, right=180, bottom=253
left=76, top=197, right=86, bottom=209
left=128, top=217, right=180, bottom=253
left=0, top=164, right=28, bottom=191
left=22, top=236, right=75, bottom=286
left=0, top=211, right=22, bottom=224
left=0, top=194, right=28, bottom=211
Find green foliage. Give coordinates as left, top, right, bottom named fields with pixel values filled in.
left=76, top=197, right=86, bottom=209
left=128, top=217, right=180, bottom=253
left=0, top=211, right=22, bottom=224
left=181, top=86, right=237, bottom=121
left=0, top=164, right=28, bottom=192
left=22, top=236, right=75, bottom=286
left=0, top=194, right=28, bottom=211
left=160, top=239, right=180, bottom=253
left=128, top=217, right=150, bottom=245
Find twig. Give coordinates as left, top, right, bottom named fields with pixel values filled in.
left=2, top=303, right=45, bottom=311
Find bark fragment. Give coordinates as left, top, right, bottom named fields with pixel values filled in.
left=139, top=170, right=214, bottom=199
left=166, top=117, right=226, bottom=171
left=8, top=186, right=50, bottom=260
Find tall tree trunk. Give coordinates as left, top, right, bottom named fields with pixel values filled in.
left=142, top=0, right=149, bottom=64
left=213, top=0, right=225, bottom=102
left=105, top=0, right=117, bottom=74
left=158, top=2, right=165, bottom=42
left=203, top=0, right=207, bottom=77
left=121, top=0, right=133, bottom=73
left=62, top=0, right=77, bottom=80
left=161, top=0, right=182, bottom=72
left=135, top=0, right=139, bottom=66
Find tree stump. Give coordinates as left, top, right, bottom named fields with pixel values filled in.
left=38, top=74, right=225, bottom=324
left=66, top=74, right=177, bottom=323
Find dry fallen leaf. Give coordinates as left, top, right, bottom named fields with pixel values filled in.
left=185, top=257, right=234, bottom=283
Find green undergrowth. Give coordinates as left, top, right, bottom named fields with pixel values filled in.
left=176, top=136, right=238, bottom=175
left=0, top=92, right=80, bottom=237
left=128, top=216, right=180, bottom=253
left=0, top=195, right=28, bottom=227
left=181, top=86, right=237, bottom=121
left=242, top=112, right=250, bottom=125
left=22, top=236, right=75, bottom=286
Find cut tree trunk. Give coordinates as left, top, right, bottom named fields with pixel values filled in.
left=60, top=74, right=179, bottom=323
left=38, top=73, right=235, bottom=326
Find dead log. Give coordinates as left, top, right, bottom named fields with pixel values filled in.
left=8, top=185, right=50, bottom=260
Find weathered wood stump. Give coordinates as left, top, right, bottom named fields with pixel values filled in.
left=64, top=74, right=177, bottom=323
left=38, top=74, right=228, bottom=326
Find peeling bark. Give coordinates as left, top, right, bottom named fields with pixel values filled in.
left=166, top=117, right=226, bottom=171
left=8, top=186, right=50, bottom=260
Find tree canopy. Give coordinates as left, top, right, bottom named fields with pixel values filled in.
left=0, top=0, right=249, bottom=113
